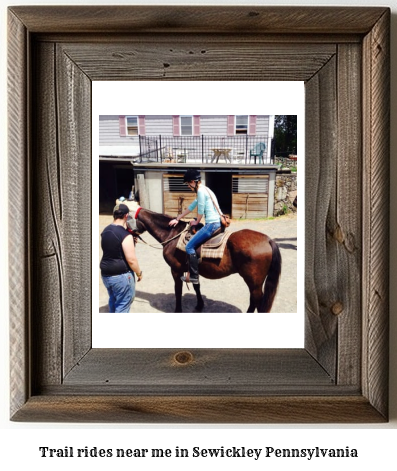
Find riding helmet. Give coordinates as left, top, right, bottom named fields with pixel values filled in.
left=183, top=169, right=201, bottom=183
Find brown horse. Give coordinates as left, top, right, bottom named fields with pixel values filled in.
left=128, top=207, right=281, bottom=313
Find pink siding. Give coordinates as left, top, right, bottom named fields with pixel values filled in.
left=227, top=115, right=235, bottom=136
left=193, top=115, right=200, bottom=136
left=138, top=116, right=146, bottom=136
left=249, top=115, right=257, bottom=135
left=172, top=115, right=180, bottom=136
left=119, top=116, right=127, bottom=136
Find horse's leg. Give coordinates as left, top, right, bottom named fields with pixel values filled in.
left=247, top=286, right=263, bottom=313
left=240, top=263, right=266, bottom=313
left=192, top=283, right=204, bottom=312
left=172, top=269, right=183, bottom=312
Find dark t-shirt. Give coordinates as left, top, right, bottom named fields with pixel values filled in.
left=100, top=224, right=132, bottom=276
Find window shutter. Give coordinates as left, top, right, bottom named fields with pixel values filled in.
left=119, top=116, right=127, bottom=136
left=227, top=115, right=235, bottom=136
left=249, top=115, right=257, bottom=135
left=138, top=116, right=146, bottom=136
left=172, top=115, right=180, bottom=136
left=193, top=115, right=200, bottom=136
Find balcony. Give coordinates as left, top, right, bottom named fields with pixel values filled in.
left=138, top=135, right=273, bottom=165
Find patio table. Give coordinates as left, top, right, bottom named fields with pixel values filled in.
left=211, top=148, right=232, bottom=163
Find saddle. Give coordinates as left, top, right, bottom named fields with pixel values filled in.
left=176, top=225, right=232, bottom=260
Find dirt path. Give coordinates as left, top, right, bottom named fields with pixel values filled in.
left=99, top=214, right=297, bottom=313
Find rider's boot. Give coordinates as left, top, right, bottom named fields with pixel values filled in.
left=181, top=253, right=200, bottom=284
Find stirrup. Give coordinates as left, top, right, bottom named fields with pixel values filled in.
left=180, top=273, right=199, bottom=285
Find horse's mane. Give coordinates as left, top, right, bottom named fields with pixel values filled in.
left=142, top=208, right=188, bottom=231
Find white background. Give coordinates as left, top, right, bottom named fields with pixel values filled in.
left=92, top=81, right=305, bottom=348
left=1, top=0, right=396, bottom=469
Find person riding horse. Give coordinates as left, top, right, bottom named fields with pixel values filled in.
left=131, top=204, right=281, bottom=312
left=169, top=169, right=222, bottom=284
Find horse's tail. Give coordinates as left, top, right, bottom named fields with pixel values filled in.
left=260, top=239, right=282, bottom=313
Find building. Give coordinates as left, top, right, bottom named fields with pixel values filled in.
left=99, top=115, right=277, bottom=218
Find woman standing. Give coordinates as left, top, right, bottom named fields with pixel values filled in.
left=169, top=169, right=221, bottom=284
left=100, top=203, right=143, bottom=312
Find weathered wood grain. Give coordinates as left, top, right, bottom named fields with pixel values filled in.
left=32, top=42, right=63, bottom=389
left=362, top=9, right=390, bottom=419
left=8, top=6, right=387, bottom=34
left=30, top=41, right=93, bottom=388
left=163, top=192, right=196, bottom=216
left=304, top=56, right=338, bottom=377
left=335, top=43, right=362, bottom=386
left=58, top=42, right=336, bottom=82
left=8, top=6, right=390, bottom=423
left=8, top=9, right=30, bottom=419
left=63, top=349, right=332, bottom=389
left=232, top=194, right=269, bottom=219
left=56, top=44, right=92, bottom=376
left=305, top=43, right=363, bottom=385
left=12, top=396, right=385, bottom=424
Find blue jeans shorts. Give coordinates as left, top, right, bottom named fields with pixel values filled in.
left=101, top=272, right=135, bottom=313
left=186, top=221, right=221, bottom=255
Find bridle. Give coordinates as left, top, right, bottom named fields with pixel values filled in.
left=128, top=205, right=188, bottom=249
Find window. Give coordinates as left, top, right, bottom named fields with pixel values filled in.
left=235, top=115, right=248, bottom=134
left=126, top=116, right=138, bottom=136
left=180, top=116, right=193, bottom=135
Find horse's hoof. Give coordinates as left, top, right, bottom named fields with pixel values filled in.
left=194, top=304, right=204, bottom=312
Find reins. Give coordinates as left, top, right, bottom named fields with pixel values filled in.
left=134, top=227, right=188, bottom=249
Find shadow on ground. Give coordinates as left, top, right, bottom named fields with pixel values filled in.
left=100, top=290, right=242, bottom=313
left=274, top=237, right=297, bottom=251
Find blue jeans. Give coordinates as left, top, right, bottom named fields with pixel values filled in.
left=101, top=272, right=135, bottom=313
left=186, top=221, right=221, bottom=255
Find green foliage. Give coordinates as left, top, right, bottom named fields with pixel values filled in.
left=281, top=203, right=289, bottom=215
left=274, top=115, right=297, bottom=156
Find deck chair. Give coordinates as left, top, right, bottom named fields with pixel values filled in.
left=176, top=149, right=188, bottom=163
left=162, top=147, right=174, bottom=163
left=249, top=142, right=266, bottom=164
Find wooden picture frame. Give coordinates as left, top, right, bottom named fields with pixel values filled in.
left=8, top=6, right=390, bottom=423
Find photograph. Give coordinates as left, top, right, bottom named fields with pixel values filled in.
left=98, top=114, right=297, bottom=314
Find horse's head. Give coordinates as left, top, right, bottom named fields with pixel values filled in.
left=127, top=205, right=146, bottom=235
left=127, top=205, right=187, bottom=240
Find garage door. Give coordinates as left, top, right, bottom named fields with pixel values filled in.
left=163, top=173, right=197, bottom=217
left=232, top=174, right=269, bottom=219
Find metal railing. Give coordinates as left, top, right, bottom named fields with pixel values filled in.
left=138, top=135, right=273, bottom=164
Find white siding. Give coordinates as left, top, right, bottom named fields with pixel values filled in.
left=99, top=115, right=139, bottom=146
left=200, top=115, right=228, bottom=135
left=145, top=115, right=174, bottom=135
left=99, top=115, right=273, bottom=142
left=256, top=116, right=270, bottom=136
left=200, top=115, right=272, bottom=136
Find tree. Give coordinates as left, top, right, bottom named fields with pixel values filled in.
left=273, top=115, right=297, bottom=156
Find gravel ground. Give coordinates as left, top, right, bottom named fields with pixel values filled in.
left=99, top=213, right=297, bottom=313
